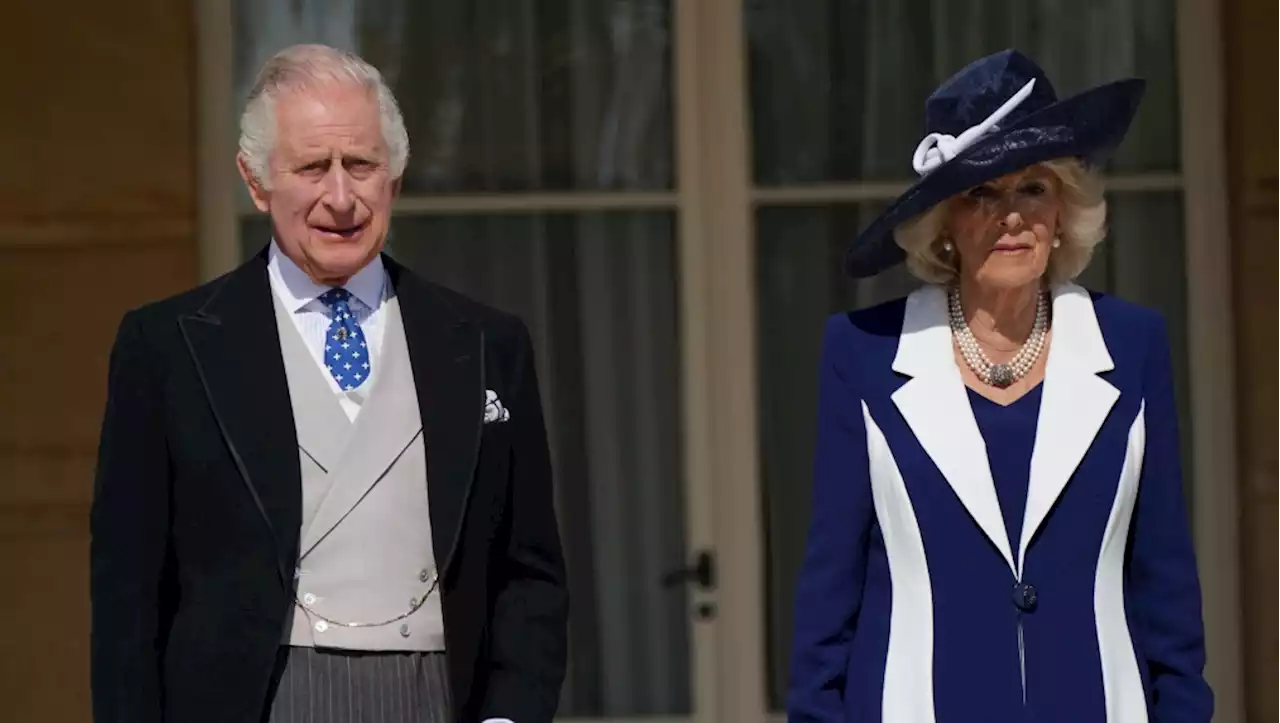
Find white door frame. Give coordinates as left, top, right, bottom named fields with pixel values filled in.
left=675, top=0, right=765, bottom=720
left=672, top=0, right=727, bottom=719
left=1173, top=0, right=1244, bottom=718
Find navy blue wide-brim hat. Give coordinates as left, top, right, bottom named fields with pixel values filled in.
left=844, top=49, right=1146, bottom=278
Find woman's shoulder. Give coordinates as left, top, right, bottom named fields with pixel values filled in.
left=1067, top=285, right=1169, bottom=341
left=817, top=294, right=914, bottom=385
left=1060, top=285, right=1173, bottom=378
left=824, top=295, right=911, bottom=345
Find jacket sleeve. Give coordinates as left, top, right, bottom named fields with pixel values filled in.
left=480, top=320, right=569, bottom=723
left=787, top=315, right=876, bottom=722
left=90, top=311, right=172, bottom=723
left=1127, top=315, right=1213, bottom=722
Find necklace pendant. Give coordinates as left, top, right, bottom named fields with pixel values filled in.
left=988, top=363, right=1015, bottom=388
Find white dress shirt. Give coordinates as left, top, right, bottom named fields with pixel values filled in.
left=267, top=241, right=389, bottom=422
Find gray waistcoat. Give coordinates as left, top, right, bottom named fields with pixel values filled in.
left=272, top=294, right=445, bottom=652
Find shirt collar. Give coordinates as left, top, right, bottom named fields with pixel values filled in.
left=267, top=240, right=387, bottom=312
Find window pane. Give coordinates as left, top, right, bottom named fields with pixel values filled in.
left=233, top=0, right=674, bottom=192
left=747, top=0, right=1181, bottom=184
left=241, top=212, right=691, bottom=716
left=754, top=192, right=1189, bottom=709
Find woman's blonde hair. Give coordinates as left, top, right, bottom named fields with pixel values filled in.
left=892, top=158, right=1107, bottom=285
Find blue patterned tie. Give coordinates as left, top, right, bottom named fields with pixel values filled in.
left=318, top=288, right=372, bottom=391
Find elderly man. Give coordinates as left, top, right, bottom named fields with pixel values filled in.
left=90, top=44, right=568, bottom=723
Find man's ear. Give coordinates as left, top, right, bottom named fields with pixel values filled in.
left=390, top=175, right=403, bottom=199
left=236, top=153, right=272, bottom=213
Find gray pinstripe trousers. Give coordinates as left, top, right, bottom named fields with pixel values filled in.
left=267, top=646, right=452, bottom=723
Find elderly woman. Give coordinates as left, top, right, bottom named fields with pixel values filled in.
left=786, top=50, right=1212, bottom=722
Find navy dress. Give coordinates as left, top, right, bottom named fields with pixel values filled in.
left=969, top=384, right=1043, bottom=574
left=969, top=384, right=1041, bottom=717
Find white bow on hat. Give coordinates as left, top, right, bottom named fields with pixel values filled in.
left=911, top=78, right=1038, bottom=176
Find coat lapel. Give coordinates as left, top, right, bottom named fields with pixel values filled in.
left=891, top=285, right=1017, bottom=575
left=177, top=253, right=302, bottom=584
left=1017, top=284, right=1118, bottom=572
left=387, top=258, right=484, bottom=577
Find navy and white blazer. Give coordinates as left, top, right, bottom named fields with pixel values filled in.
left=787, top=283, right=1212, bottom=723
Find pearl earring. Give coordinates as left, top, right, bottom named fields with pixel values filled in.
left=1052, top=237, right=1061, bottom=248
left=942, top=240, right=954, bottom=252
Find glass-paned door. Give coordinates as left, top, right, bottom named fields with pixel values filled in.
left=744, top=0, right=1191, bottom=710
left=231, top=1, right=714, bottom=719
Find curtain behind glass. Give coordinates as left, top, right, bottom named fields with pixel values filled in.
left=748, top=0, right=1179, bottom=184
left=233, top=0, right=673, bottom=193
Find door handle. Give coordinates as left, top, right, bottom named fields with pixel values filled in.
left=660, top=550, right=716, bottom=591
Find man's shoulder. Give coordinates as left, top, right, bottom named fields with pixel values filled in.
left=121, top=254, right=538, bottom=350
left=387, top=260, right=529, bottom=346
left=139, top=274, right=233, bottom=316
left=415, top=277, right=520, bottom=327
left=116, top=264, right=249, bottom=341
left=386, top=261, right=532, bottom=371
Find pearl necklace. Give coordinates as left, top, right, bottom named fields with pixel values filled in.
left=948, top=286, right=1049, bottom=388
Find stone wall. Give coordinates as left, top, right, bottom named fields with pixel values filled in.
left=1223, top=0, right=1278, bottom=719
left=0, top=2, right=197, bottom=719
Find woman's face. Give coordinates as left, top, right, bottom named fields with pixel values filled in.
left=945, top=165, right=1063, bottom=291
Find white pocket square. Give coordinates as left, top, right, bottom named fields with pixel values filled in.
left=484, top=389, right=510, bottom=424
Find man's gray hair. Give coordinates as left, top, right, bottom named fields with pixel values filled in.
left=239, top=44, right=410, bottom=187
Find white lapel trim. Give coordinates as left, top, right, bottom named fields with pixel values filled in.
left=891, top=284, right=1119, bottom=578
left=891, top=285, right=1017, bottom=575
left=1017, top=283, right=1118, bottom=573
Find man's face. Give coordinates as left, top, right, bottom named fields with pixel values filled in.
left=238, top=82, right=400, bottom=285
